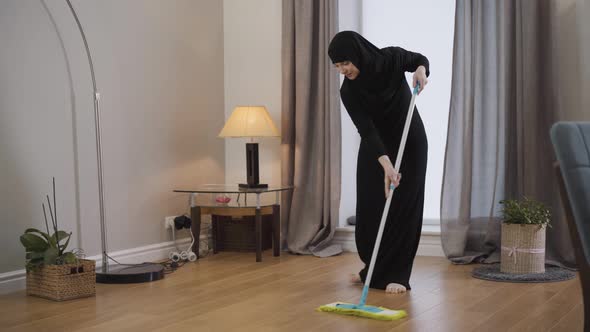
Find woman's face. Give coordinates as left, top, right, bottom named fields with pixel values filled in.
left=334, top=61, right=360, bottom=80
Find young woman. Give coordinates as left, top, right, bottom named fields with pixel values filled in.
left=328, top=31, right=429, bottom=294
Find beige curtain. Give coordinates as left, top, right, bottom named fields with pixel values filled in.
left=441, top=0, right=576, bottom=267
left=281, top=0, right=341, bottom=257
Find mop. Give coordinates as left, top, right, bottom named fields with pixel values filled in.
left=318, top=83, right=421, bottom=321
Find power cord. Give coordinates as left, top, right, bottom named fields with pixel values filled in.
left=97, top=215, right=208, bottom=275
left=159, top=258, right=186, bottom=274
left=104, top=254, right=184, bottom=275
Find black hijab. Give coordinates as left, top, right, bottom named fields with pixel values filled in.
left=328, top=31, right=391, bottom=89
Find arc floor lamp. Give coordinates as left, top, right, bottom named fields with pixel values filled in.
left=66, top=0, right=164, bottom=283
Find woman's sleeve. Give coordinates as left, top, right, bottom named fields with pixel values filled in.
left=341, top=91, right=387, bottom=158
left=391, top=47, right=430, bottom=77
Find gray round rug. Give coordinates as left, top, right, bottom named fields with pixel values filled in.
left=472, top=264, right=576, bottom=283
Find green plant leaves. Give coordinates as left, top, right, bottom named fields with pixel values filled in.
left=500, top=197, right=551, bottom=226
left=25, top=251, right=45, bottom=260
left=52, top=230, right=70, bottom=243
left=24, top=228, right=51, bottom=242
left=52, top=231, right=72, bottom=255
left=61, top=252, right=78, bottom=264
left=22, top=179, right=81, bottom=271
left=26, top=258, right=44, bottom=272
left=43, top=247, right=59, bottom=265
left=20, top=233, right=49, bottom=252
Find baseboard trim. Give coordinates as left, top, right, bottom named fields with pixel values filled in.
left=0, top=236, right=202, bottom=295
left=0, top=270, right=26, bottom=295
left=333, top=226, right=357, bottom=252
left=87, top=237, right=195, bottom=269
left=333, top=225, right=444, bottom=257
left=3, top=228, right=443, bottom=294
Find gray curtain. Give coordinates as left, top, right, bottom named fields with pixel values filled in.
left=441, top=0, right=576, bottom=267
left=281, top=0, right=342, bottom=257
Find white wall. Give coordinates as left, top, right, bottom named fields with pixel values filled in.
left=578, top=0, right=590, bottom=117
left=0, top=0, right=225, bottom=273
left=0, top=0, right=80, bottom=273
left=553, top=0, right=583, bottom=121
left=223, top=0, right=282, bottom=198
left=552, top=0, right=590, bottom=121
left=349, top=0, right=454, bottom=223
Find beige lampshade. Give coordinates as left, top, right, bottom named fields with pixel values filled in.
left=218, top=106, right=280, bottom=138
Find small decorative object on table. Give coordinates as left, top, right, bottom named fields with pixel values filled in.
left=215, top=194, right=231, bottom=205
left=20, top=178, right=95, bottom=301
left=500, top=197, right=551, bottom=274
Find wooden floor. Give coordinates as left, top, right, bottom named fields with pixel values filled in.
left=0, top=252, right=583, bottom=332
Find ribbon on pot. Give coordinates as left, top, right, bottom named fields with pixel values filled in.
left=501, top=246, right=545, bottom=265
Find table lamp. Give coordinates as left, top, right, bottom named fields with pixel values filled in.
left=219, top=106, right=280, bottom=188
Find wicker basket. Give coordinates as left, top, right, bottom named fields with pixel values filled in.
left=501, top=223, right=546, bottom=274
left=26, top=259, right=96, bottom=301
left=213, top=215, right=272, bottom=252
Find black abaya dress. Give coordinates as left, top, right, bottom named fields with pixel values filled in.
left=340, top=46, right=429, bottom=290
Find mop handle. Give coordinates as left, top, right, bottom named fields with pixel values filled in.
left=359, top=83, right=420, bottom=306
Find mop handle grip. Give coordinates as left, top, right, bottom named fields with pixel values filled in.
left=413, top=82, right=420, bottom=95
left=389, top=183, right=395, bottom=196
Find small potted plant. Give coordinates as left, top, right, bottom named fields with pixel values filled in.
left=500, top=197, right=551, bottom=274
left=20, top=178, right=95, bottom=301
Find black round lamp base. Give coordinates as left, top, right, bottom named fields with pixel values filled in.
left=239, top=183, right=268, bottom=189
left=96, top=263, right=164, bottom=284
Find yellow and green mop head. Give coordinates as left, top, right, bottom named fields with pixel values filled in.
left=317, top=285, right=407, bottom=320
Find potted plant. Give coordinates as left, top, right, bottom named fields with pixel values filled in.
left=20, top=178, right=95, bottom=301
left=500, top=197, right=551, bottom=274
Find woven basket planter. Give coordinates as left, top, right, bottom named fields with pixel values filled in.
left=26, top=259, right=96, bottom=301
left=501, top=223, right=546, bottom=274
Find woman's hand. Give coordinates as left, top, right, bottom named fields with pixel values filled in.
left=383, top=166, right=401, bottom=198
left=412, top=66, right=428, bottom=94
left=378, top=155, right=401, bottom=198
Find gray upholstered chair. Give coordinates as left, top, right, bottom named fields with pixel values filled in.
left=551, top=122, right=590, bottom=331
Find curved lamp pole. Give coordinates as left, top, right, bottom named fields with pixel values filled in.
left=65, top=0, right=164, bottom=283
left=65, top=0, right=108, bottom=273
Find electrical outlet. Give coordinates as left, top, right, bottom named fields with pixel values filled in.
left=164, top=216, right=176, bottom=229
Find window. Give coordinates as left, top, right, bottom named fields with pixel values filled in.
left=338, top=0, right=455, bottom=227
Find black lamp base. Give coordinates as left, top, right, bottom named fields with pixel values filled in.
left=96, top=263, right=164, bottom=284
left=243, top=142, right=268, bottom=189
left=239, top=183, right=268, bottom=189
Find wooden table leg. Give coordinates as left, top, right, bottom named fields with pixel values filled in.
left=190, top=206, right=201, bottom=258
left=272, top=204, right=280, bottom=257
left=211, top=215, right=218, bottom=254
left=255, top=207, right=262, bottom=262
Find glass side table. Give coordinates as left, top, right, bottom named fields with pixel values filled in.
left=173, top=184, right=293, bottom=262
